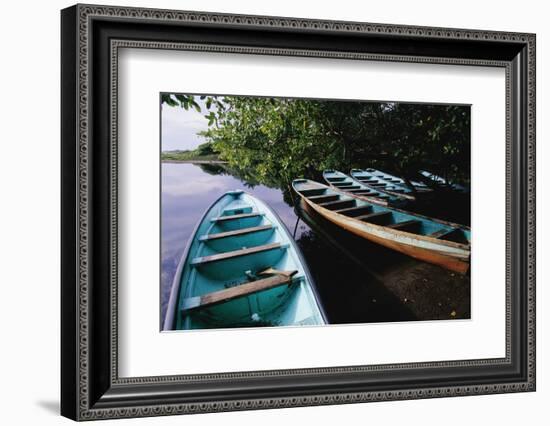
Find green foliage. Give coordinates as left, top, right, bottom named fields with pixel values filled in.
left=200, top=97, right=470, bottom=190
left=161, top=94, right=201, bottom=112
left=202, top=97, right=342, bottom=190
left=196, top=142, right=215, bottom=156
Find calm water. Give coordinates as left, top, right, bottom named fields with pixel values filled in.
left=161, top=162, right=471, bottom=326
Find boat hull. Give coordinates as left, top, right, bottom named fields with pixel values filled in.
left=309, top=201, right=469, bottom=274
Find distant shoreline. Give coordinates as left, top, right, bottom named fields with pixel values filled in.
left=161, top=159, right=229, bottom=164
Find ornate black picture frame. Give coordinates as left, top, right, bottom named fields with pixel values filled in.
left=61, top=3, right=536, bottom=420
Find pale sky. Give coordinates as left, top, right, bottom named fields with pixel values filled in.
left=161, top=97, right=210, bottom=151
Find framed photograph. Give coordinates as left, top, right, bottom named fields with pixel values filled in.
left=61, top=4, right=536, bottom=420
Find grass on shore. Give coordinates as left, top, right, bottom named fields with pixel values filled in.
left=161, top=150, right=220, bottom=162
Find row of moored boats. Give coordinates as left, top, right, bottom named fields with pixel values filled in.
left=164, top=168, right=470, bottom=331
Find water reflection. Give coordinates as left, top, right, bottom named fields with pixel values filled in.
left=161, top=163, right=311, bottom=321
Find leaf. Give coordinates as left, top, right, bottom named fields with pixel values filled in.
left=174, top=94, right=187, bottom=104
left=161, top=94, right=178, bottom=107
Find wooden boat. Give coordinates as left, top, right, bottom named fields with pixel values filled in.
left=163, top=190, right=327, bottom=330
left=419, top=170, right=469, bottom=193
left=368, top=167, right=432, bottom=191
left=323, top=169, right=408, bottom=207
left=292, top=179, right=471, bottom=274
left=350, top=168, right=431, bottom=200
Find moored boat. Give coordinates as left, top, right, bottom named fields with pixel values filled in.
left=292, top=179, right=470, bottom=274
left=323, top=169, right=408, bottom=207
left=163, top=190, right=327, bottom=330
left=419, top=170, right=469, bottom=193
left=351, top=168, right=431, bottom=200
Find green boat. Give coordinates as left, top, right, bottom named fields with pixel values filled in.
left=323, top=169, right=409, bottom=207
left=163, top=190, right=327, bottom=330
left=350, top=168, right=432, bottom=201
left=419, top=170, right=470, bottom=194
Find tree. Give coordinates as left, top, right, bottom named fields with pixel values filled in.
left=201, top=97, right=470, bottom=189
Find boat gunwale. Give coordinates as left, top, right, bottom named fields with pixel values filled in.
left=293, top=180, right=470, bottom=252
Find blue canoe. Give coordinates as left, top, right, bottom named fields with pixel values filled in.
left=419, top=170, right=469, bottom=193
left=163, top=190, right=327, bottom=330
left=323, top=169, right=409, bottom=207
left=351, top=168, right=432, bottom=200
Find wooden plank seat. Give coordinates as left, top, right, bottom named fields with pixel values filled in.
left=199, top=224, right=274, bottom=241
left=430, top=228, right=468, bottom=243
left=388, top=219, right=422, bottom=232
left=340, top=185, right=361, bottom=190
left=298, top=188, right=326, bottom=197
left=222, top=206, right=252, bottom=216
left=348, top=189, right=374, bottom=194
left=191, top=242, right=284, bottom=266
left=332, top=182, right=354, bottom=187
left=181, top=270, right=298, bottom=312
left=334, top=205, right=373, bottom=217
left=211, top=212, right=264, bottom=222
left=318, top=199, right=356, bottom=210
left=356, top=211, right=392, bottom=224
left=429, top=228, right=456, bottom=239
left=307, top=194, right=339, bottom=203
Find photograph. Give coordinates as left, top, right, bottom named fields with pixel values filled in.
left=161, top=93, right=472, bottom=331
